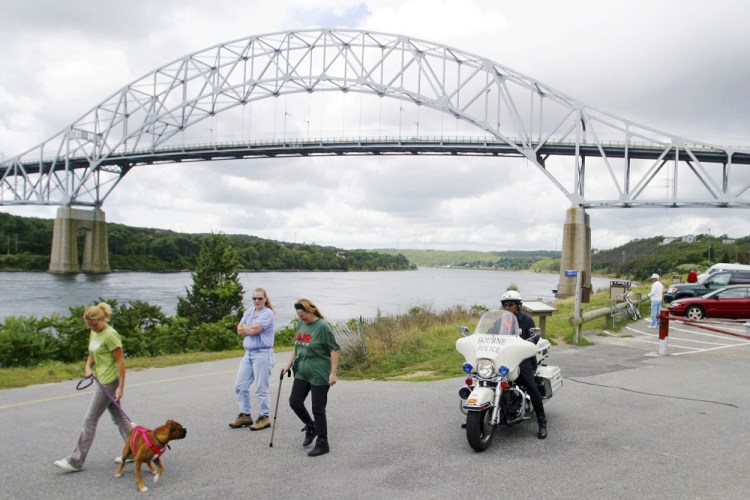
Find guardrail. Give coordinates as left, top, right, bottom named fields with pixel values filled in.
left=568, top=296, right=643, bottom=327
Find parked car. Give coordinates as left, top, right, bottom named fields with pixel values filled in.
left=667, top=285, right=750, bottom=320
left=664, top=270, right=750, bottom=303
left=696, top=262, right=750, bottom=282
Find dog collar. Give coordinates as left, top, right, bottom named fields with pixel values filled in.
left=132, top=425, right=166, bottom=457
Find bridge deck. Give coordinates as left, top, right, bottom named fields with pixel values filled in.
left=6, top=137, right=750, bottom=174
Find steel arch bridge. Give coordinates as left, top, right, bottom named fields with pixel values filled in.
left=1, top=28, right=749, bottom=209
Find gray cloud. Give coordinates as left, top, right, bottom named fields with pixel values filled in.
left=1, top=0, right=749, bottom=252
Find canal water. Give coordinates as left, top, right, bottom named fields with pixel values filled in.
left=0, top=268, right=614, bottom=326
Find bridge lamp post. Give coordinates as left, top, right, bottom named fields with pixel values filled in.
left=399, top=106, right=405, bottom=140
left=414, top=121, right=419, bottom=137
left=206, top=128, right=213, bottom=143
left=283, top=112, right=290, bottom=142
left=305, top=119, right=310, bottom=139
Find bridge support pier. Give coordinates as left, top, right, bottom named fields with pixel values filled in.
left=49, top=207, right=110, bottom=274
left=556, top=206, right=592, bottom=299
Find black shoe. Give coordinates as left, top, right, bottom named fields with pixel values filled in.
left=302, top=425, right=316, bottom=447
left=307, top=438, right=329, bottom=457
left=537, top=419, right=548, bottom=440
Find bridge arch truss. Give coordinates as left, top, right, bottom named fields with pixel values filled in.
left=1, top=28, right=749, bottom=208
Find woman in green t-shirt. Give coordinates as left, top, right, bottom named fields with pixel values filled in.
left=281, top=298, right=340, bottom=457
left=54, top=302, right=132, bottom=472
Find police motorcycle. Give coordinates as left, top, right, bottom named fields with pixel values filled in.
left=456, top=309, right=562, bottom=451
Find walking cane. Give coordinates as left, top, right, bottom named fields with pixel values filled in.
left=269, top=368, right=291, bottom=448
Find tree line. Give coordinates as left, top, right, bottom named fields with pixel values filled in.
left=0, top=212, right=414, bottom=272
left=590, top=234, right=750, bottom=280
left=379, top=234, right=750, bottom=281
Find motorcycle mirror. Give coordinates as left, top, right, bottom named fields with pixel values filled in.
left=529, top=327, right=542, bottom=342
left=460, top=326, right=469, bottom=336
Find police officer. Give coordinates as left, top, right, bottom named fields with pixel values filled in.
left=500, top=290, right=547, bottom=439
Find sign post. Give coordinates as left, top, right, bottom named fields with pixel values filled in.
left=565, top=270, right=582, bottom=344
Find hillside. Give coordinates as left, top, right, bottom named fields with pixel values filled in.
left=591, top=234, right=750, bottom=280
left=378, top=234, right=750, bottom=281
left=376, top=248, right=560, bottom=271
left=2, top=211, right=748, bottom=278
left=0, top=212, right=413, bottom=272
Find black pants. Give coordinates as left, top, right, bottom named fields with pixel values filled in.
left=289, top=378, right=331, bottom=440
left=516, top=358, right=546, bottom=421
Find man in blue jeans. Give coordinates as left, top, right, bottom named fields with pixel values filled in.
left=646, top=273, right=664, bottom=328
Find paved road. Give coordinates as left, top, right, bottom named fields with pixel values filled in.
left=622, top=315, right=750, bottom=359
left=2, top=327, right=749, bottom=499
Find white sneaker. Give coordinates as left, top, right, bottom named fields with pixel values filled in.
left=114, top=456, right=134, bottom=464
left=54, top=459, right=81, bottom=472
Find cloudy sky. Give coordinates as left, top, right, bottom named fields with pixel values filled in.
left=1, top=0, right=749, bottom=252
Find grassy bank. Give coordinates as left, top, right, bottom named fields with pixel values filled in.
left=0, top=350, right=251, bottom=390
left=339, top=285, right=649, bottom=381
left=0, top=287, right=648, bottom=390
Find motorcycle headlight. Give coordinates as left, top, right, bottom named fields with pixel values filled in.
left=476, top=359, right=495, bottom=378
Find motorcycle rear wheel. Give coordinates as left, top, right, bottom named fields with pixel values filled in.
left=466, top=408, right=496, bottom=451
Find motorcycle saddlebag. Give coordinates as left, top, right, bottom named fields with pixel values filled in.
left=535, top=365, right=562, bottom=399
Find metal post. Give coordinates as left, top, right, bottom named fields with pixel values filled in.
left=658, top=309, right=669, bottom=355
left=573, top=270, right=582, bottom=344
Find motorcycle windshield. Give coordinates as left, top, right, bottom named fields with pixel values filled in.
left=474, top=310, right=520, bottom=336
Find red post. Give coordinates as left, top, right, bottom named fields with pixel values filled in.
left=658, top=309, right=669, bottom=355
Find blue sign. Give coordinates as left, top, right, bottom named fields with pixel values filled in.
left=564, top=270, right=578, bottom=277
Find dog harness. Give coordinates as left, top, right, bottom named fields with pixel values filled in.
left=132, top=425, right=166, bottom=457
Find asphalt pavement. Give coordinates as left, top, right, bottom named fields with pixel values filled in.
left=2, top=325, right=749, bottom=499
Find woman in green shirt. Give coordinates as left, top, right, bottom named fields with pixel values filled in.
left=282, top=298, right=340, bottom=457
left=54, top=302, right=132, bottom=472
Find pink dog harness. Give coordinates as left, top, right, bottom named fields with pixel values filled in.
left=132, top=425, right=165, bottom=457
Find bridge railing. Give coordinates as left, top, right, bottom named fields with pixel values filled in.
left=8, top=134, right=746, bottom=169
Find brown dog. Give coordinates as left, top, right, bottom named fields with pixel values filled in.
left=114, top=419, right=187, bottom=492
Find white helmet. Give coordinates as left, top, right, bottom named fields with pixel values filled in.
left=500, top=290, right=523, bottom=304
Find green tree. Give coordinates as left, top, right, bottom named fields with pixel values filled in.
left=175, top=233, right=245, bottom=328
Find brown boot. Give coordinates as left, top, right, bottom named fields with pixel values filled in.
left=228, top=413, right=253, bottom=428
left=250, top=415, right=270, bottom=431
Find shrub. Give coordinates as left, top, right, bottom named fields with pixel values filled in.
left=0, top=316, right=59, bottom=367
left=274, top=319, right=298, bottom=348
left=111, top=300, right=167, bottom=357
left=48, top=306, right=89, bottom=363
left=186, top=316, right=243, bottom=352
left=149, top=316, right=191, bottom=355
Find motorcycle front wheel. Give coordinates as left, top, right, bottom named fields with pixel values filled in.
left=466, top=408, right=496, bottom=451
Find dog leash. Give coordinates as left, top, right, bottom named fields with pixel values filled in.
left=77, top=374, right=134, bottom=425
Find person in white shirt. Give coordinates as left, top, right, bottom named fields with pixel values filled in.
left=646, top=273, right=664, bottom=328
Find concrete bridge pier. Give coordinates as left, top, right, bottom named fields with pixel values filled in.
left=49, top=207, right=110, bottom=273
left=556, top=206, right=592, bottom=299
